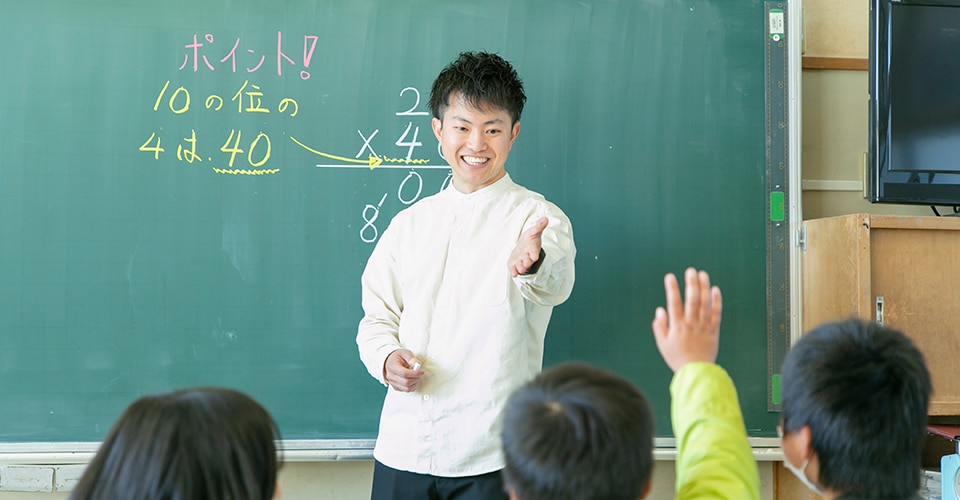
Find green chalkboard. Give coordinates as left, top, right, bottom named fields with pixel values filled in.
left=0, top=0, right=779, bottom=443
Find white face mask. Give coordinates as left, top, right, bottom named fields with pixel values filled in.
left=784, top=455, right=824, bottom=495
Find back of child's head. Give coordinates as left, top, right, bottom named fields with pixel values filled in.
left=501, top=362, right=654, bottom=500
left=70, top=387, right=281, bottom=500
left=781, top=318, right=931, bottom=497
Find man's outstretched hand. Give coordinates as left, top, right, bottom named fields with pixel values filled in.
left=508, top=217, right=548, bottom=277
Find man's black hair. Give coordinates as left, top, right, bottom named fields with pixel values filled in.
left=429, top=51, right=526, bottom=124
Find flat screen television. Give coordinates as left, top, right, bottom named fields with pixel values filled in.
left=869, top=0, right=960, bottom=206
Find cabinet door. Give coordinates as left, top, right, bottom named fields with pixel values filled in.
left=868, top=225, right=960, bottom=415
left=801, top=214, right=872, bottom=331
left=803, top=214, right=960, bottom=415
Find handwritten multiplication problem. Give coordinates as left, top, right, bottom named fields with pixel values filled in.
left=286, top=85, right=452, bottom=244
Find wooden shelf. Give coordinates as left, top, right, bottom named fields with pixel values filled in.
left=802, top=56, right=868, bottom=71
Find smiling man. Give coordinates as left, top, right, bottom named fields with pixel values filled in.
left=357, top=51, right=577, bottom=500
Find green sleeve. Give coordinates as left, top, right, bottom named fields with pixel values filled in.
left=671, top=363, right=761, bottom=500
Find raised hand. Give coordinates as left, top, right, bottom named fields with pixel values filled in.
left=651, top=267, right=722, bottom=372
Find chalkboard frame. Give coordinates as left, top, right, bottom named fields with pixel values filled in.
left=0, top=0, right=802, bottom=454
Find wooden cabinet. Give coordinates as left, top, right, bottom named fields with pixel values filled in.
left=801, top=214, right=960, bottom=415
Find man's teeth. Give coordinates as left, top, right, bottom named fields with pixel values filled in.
left=463, top=156, right=487, bottom=165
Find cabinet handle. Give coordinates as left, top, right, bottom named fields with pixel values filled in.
left=875, top=296, right=884, bottom=325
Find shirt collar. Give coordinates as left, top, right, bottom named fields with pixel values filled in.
left=445, top=173, right=514, bottom=202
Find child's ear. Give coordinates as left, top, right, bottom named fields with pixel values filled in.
left=783, top=424, right=814, bottom=463
left=640, top=480, right=652, bottom=499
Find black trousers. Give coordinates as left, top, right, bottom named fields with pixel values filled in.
left=370, top=460, right=509, bottom=500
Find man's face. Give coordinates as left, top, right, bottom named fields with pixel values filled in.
left=431, top=93, right=520, bottom=194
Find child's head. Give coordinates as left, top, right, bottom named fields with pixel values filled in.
left=429, top=51, right=527, bottom=125
left=780, top=318, right=931, bottom=497
left=501, top=363, right=654, bottom=500
left=70, top=387, right=281, bottom=500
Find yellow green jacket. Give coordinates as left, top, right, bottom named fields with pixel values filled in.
left=671, top=363, right=761, bottom=499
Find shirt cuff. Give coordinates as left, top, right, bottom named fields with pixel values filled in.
left=521, top=249, right=546, bottom=275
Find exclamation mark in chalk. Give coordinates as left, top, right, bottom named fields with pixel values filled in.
left=301, top=35, right=318, bottom=80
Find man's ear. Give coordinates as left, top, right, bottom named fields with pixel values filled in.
left=432, top=117, right=443, bottom=141
left=510, top=120, right=521, bottom=144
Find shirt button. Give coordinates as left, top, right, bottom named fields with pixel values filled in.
left=422, top=394, right=431, bottom=401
